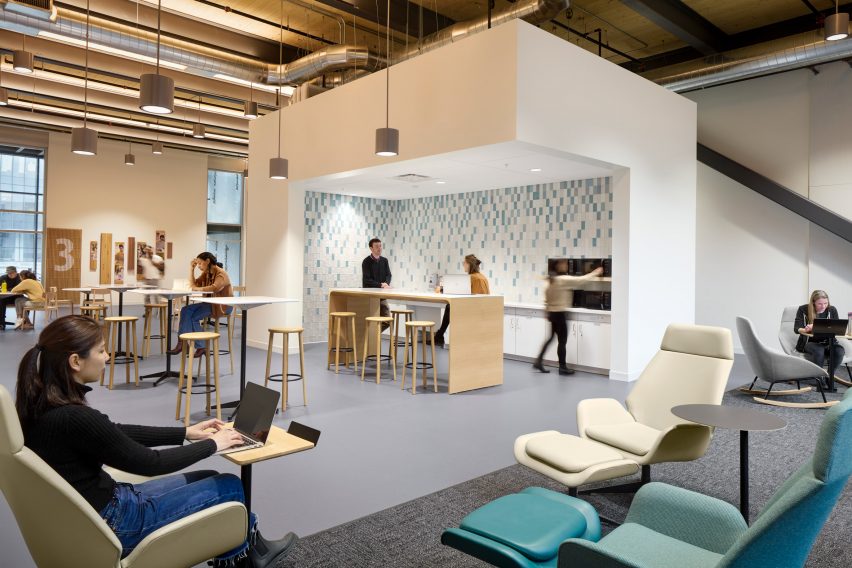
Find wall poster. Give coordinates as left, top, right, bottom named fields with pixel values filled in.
left=127, top=237, right=136, bottom=272
left=99, top=233, right=112, bottom=285
left=45, top=228, right=82, bottom=304
left=166, top=242, right=173, bottom=259
left=114, top=242, right=125, bottom=285
left=136, top=241, right=147, bottom=277
left=89, top=241, right=98, bottom=272
left=155, top=230, right=166, bottom=255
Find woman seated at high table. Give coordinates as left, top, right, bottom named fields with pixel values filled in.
left=16, top=315, right=297, bottom=567
left=168, top=252, right=233, bottom=358
left=795, top=289, right=845, bottom=390
left=11, top=270, right=45, bottom=331
left=433, top=254, right=490, bottom=347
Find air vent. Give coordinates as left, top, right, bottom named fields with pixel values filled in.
left=392, top=174, right=433, bottom=183
left=4, top=0, right=56, bottom=20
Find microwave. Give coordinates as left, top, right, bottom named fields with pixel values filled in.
left=572, top=291, right=612, bottom=311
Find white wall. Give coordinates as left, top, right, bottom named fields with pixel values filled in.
left=687, top=62, right=852, bottom=350
left=45, top=133, right=210, bottom=302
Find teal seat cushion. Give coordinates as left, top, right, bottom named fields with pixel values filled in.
left=459, top=492, right=588, bottom=562
left=596, top=523, right=723, bottom=568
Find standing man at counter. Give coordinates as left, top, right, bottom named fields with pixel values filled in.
left=362, top=238, right=392, bottom=327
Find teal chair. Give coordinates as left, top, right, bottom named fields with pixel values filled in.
left=444, top=390, right=852, bottom=568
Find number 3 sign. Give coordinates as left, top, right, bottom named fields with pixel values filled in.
left=45, top=228, right=82, bottom=301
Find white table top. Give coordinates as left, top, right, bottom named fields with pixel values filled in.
left=62, top=287, right=94, bottom=293
left=128, top=288, right=211, bottom=297
left=101, top=284, right=153, bottom=291
left=195, top=295, right=299, bottom=309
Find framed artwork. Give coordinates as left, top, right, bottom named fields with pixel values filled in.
left=89, top=241, right=98, bottom=272
left=155, top=230, right=166, bottom=255
left=136, top=242, right=147, bottom=277
left=167, top=242, right=173, bottom=259
left=114, top=242, right=125, bottom=285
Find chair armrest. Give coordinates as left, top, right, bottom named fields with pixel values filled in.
left=624, top=482, right=746, bottom=554
left=768, top=350, right=827, bottom=381
left=121, top=502, right=248, bottom=568
left=103, top=466, right=160, bottom=485
left=441, top=528, right=541, bottom=568
left=642, top=423, right=714, bottom=464
left=557, top=539, right=646, bottom=568
left=576, top=399, right=634, bottom=436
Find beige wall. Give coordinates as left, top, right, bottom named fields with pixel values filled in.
left=45, top=133, right=210, bottom=302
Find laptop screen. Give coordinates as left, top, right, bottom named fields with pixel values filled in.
left=812, top=319, right=849, bottom=336
left=233, top=383, right=279, bottom=443
left=442, top=274, right=471, bottom=295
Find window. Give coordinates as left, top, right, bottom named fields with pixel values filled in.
left=206, top=169, right=243, bottom=285
left=0, top=150, right=45, bottom=279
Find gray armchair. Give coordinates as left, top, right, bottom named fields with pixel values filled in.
left=0, top=385, right=248, bottom=568
left=737, top=317, right=834, bottom=409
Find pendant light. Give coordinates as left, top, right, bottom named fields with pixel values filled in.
left=71, top=0, right=97, bottom=156
left=139, top=0, right=174, bottom=113
left=152, top=141, right=164, bottom=155
left=124, top=141, right=136, bottom=166
left=375, top=0, right=399, bottom=157
left=825, top=1, right=849, bottom=41
left=244, top=82, right=258, bottom=119
left=13, top=36, right=33, bottom=74
left=269, top=2, right=288, bottom=180
left=192, top=95, right=206, bottom=138
left=0, top=64, right=8, bottom=105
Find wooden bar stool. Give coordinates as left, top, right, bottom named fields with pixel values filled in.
left=206, top=312, right=235, bottom=375
left=390, top=308, right=414, bottom=365
left=142, top=303, right=167, bottom=357
left=402, top=320, right=438, bottom=395
left=327, top=312, right=358, bottom=374
left=361, top=316, right=396, bottom=384
left=264, top=327, right=307, bottom=411
left=80, top=304, right=107, bottom=321
left=175, top=331, right=221, bottom=427
left=102, top=316, right=140, bottom=390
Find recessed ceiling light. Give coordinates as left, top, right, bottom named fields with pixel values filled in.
left=436, top=180, right=447, bottom=184
left=530, top=168, right=542, bottom=172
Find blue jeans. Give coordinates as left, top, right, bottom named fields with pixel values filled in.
left=99, top=471, right=256, bottom=565
left=178, top=303, right=232, bottom=348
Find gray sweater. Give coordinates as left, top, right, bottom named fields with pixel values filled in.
left=544, top=273, right=599, bottom=312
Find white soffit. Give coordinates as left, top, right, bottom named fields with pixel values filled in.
left=290, top=141, right=618, bottom=199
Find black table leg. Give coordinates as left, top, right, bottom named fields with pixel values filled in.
left=143, top=297, right=180, bottom=386
left=827, top=337, right=836, bottom=391
left=221, top=308, right=247, bottom=415
left=740, top=429, right=749, bottom=524
left=241, top=464, right=252, bottom=513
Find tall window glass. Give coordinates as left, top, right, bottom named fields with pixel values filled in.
left=206, top=170, right=243, bottom=285
left=0, top=151, right=45, bottom=279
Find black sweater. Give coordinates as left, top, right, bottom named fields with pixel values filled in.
left=794, top=304, right=839, bottom=348
left=23, top=400, right=216, bottom=512
left=362, top=255, right=392, bottom=288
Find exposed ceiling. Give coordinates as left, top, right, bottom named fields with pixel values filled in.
left=0, top=0, right=849, bottom=158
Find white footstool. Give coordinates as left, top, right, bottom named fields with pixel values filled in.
left=514, top=430, right=639, bottom=494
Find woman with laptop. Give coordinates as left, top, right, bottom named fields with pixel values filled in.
left=16, top=315, right=297, bottom=567
left=795, top=289, right=845, bottom=388
left=433, top=254, right=490, bottom=347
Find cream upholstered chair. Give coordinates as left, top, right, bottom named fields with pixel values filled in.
left=0, top=385, right=247, bottom=568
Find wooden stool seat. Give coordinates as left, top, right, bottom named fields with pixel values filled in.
left=265, top=327, right=307, bottom=411
left=328, top=312, right=358, bottom=374
left=80, top=305, right=107, bottom=320
left=390, top=309, right=414, bottom=314
left=102, top=316, right=139, bottom=390
left=175, top=332, right=221, bottom=427
left=362, top=317, right=396, bottom=384
left=402, top=320, right=437, bottom=394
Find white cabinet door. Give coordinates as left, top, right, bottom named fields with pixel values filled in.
left=577, top=322, right=611, bottom=369
left=515, top=312, right=547, bottom=359
left=503, top=311, right=517, bottom=355
left=543, top=316, right=579, bottom=365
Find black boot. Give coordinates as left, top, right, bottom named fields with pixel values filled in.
left=433, top=332, right=445, bottom=347
left=248, top=532, right=298, bottom=568
left=558, top=366, right=575, bottom=376
left=532, top=359, right=550, bottom=373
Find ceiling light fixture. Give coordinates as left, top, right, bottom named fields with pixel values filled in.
left=193, top=95, right=206, bottom=138
left=245, top=82, right=258, bottom=119
left=269, top=3, right=288, bottom=180
left=71, top=0, right=97, bottom=156
left=139, top=0, right=175, bottom=114
left=152, top=141, right=164, bottom=154
left=530, top=168, right=542, bottom=172
left=125, top=141, right=136, bottom=165
left=436, top=180, right=447, bottom=184
left=13, top=35, right=34, bottom=74
left=825, top=1, right=850, bottom=41
left=375, top=0, right=399, bottom=157
left=0, top=64, right=7, bottom=105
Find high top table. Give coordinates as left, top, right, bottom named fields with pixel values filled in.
left=194, top=296, right=299, bottom=412
left=62, top=287, right=94, bottom=304
left=672, top=404, right=786, bottom=524
left=129, top=289, right=210, bottom=386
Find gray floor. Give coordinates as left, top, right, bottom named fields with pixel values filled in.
left=0, top=310, right=758, bottom=567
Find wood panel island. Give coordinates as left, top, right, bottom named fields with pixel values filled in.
left=328, top=288, right=504, bottom=394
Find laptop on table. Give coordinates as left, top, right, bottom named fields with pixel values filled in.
left=216, top=383, right=279, bottom=455
left=811, top=318, right=849, bottom=338
left=442, top=274, right=472, bottom=295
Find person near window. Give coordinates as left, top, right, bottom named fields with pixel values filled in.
left=11, top=270, right=44, bottom=331
left=168, top=252, right=232, bottom=358
left=1, top=265, right=23, bottom=328
left=534, top=260, right=603, bottom=375
left=433, top=254, right=491, bottom=347
left=795, top=289, right=845, bottom=391
left=16, top=315, right=297, bottom=567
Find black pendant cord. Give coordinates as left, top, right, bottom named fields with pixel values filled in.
left=277, top=1, right=284, bottom=159
left=156, top=0, right=162, bottom=74
left=386, top=0, right=390, bottom=128
left=84, top=0, right=90, bottom=127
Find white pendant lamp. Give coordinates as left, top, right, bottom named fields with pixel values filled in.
left=71, top=0, right=97, bottom=156
left=192, top=96, right=205, bottom=138
left=13, top=42, right=33, bottom=74
left=152, top=141, right=163, bottom=155
left=139, top=0, right=174, bottom=114
left=269, top=2, right=288, bottom=180
left=125, top=141, right=135, bottom=165
left=825, top=2, right=849, bottom=41
left=375, top=0, right=399, bottom=157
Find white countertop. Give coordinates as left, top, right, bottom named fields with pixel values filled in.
left=503, top=300, right=611, bottom=315
left=331, top=288, right=503, bottom=300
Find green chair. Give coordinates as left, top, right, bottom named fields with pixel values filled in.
left=445, top=389, right=852, bottom=568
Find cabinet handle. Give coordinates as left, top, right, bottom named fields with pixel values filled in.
left=579, top=324, right=583, bottom=337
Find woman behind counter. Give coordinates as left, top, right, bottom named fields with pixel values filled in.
left=795, top=289, right=845, bottom=391
left=434, top=254, right=490, bottom=347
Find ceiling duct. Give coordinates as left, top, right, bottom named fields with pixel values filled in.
left=654, top=30, right=852, bottom=93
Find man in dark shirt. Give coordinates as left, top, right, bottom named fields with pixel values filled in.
left=362, top=238, right=392, bottom=327
left=1, top=266, right=22, bottom=328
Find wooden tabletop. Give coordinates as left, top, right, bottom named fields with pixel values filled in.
left=672, top=404, right=786, bottom=432
left=220, top=424, right=315, bottom=466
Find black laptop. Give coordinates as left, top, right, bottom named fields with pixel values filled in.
left=216, top=383, right=279, bottom=455
left=811, top=318, right=849, bottom=337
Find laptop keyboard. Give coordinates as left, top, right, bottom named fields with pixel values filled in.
left=238, top=433, right=257, bottom=446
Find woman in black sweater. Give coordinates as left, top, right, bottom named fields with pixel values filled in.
left=794, top=289, right=846, bottom=390
left=16, top=315, right=296, bottom=567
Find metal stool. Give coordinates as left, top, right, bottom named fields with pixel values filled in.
left=361, top=316, right=396, bottom=384
left=265, top=327, right=307, bottom=411
left=102, top=316, right=140, bottom=390
left=175, top=331, right=221, bottom=427
left=80, top=304, right=107, bottom=321
left=327, top=311, right=358, bottom=374
left=390, top=308, right=414, bottom=364
left=142, top=303, right=167, bottom=357
left=402, top=320, right=438, bottom=394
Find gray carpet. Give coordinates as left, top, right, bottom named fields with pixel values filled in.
left=277, top=389, right=852, bottom=567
